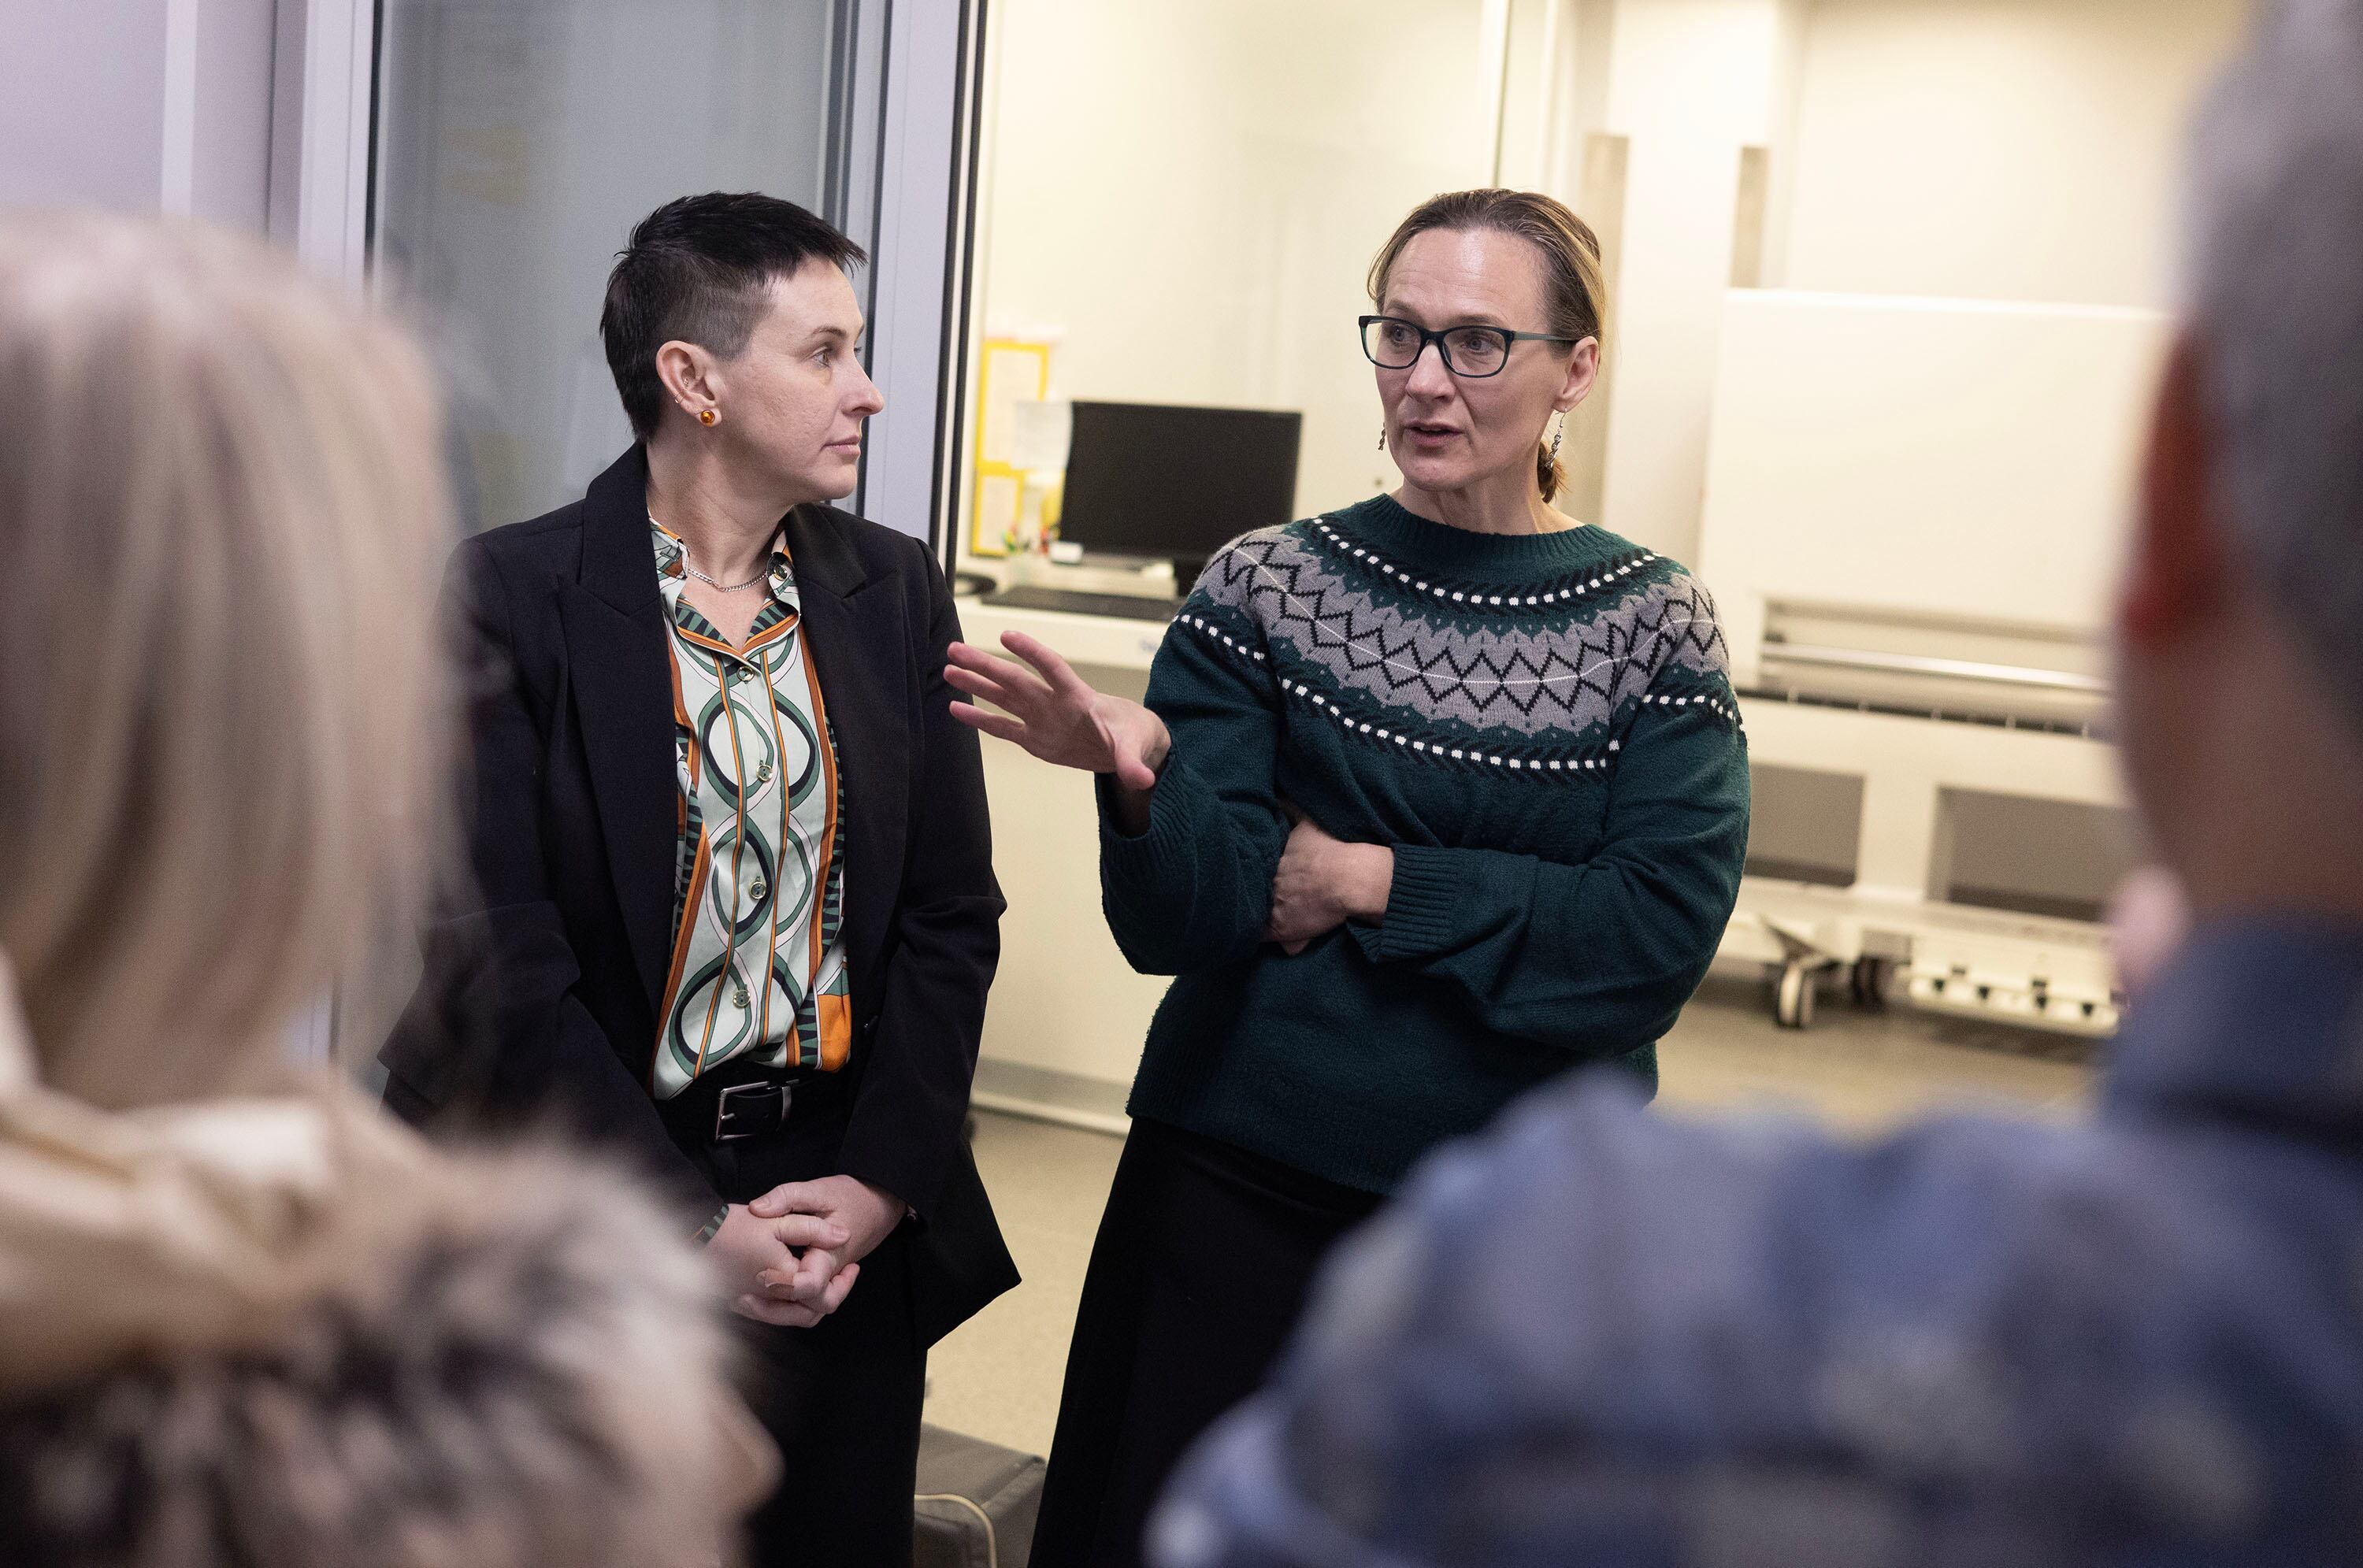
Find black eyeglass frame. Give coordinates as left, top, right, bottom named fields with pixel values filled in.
left=1357, top=314, right=1586, bottom=379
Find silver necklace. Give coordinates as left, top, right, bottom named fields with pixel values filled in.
left=681, top=553, right=772, bottom=592
left=652, top=513, right=773, bottom=591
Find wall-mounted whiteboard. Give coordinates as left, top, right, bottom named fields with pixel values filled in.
left=1697, top=291, right=2169, bottom=684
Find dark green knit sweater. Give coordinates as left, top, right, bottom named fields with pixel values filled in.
left=1098, top=491, right=1750, bottom=1193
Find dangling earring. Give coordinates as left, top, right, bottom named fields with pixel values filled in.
left=699, top=408, right=718, bottom=427
left=1550, top=412, right=1566, bottom=459
left=1377, top=424, right=1387, bottom=451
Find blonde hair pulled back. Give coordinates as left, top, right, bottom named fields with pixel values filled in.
left=1367, top=188, right=1607, bottom=503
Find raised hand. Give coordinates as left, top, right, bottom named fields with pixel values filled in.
left=946, top=631, right=1171, bottom=792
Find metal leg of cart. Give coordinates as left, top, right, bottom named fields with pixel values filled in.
left=1848, top=955, right=1890, bottom=1008
left=1718, top=878, right=2119, bottom=1042
left=1756, top=914, right=1849, bottom=1031
left=1775, top=959, right=1816, bottom=1029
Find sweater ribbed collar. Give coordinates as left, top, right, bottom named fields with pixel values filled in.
left=1337, top=491, right=1637, bottom=584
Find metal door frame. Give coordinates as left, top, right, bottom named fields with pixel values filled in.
left=277, top=0, right=983, bottom=552
left=855, top=0, right=989, bottom=555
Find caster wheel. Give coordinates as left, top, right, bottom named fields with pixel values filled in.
left=1775, top=963, right=1816, bottom=1029
left=1849, top=956, right=1890, bottom=1008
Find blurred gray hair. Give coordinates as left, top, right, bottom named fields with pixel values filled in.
left=2185, top=0, right=2363, bottom=727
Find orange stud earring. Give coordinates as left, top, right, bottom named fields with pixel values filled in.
left=698, top=408, right=718, bottom=427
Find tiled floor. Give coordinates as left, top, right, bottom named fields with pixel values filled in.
left=920, top=973, right=2094, bottom=1456
left=921, top=1112, right=1124, bottom=1457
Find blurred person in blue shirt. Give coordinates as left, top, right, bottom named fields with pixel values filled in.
left=1152, top=2, right=2363, bottom=1563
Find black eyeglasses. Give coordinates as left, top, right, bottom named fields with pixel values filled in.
left=1359, top=315, right=1582, bottom=379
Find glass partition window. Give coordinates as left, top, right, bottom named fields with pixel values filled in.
left=373, top=0, right=884, bottom=532
left=959, top=0, right=1494, bottom=565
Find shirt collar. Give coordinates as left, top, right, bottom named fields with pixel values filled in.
left=647, top=514, right=797, bottom=610
left=2103, top=916, right=2363, bottom=1139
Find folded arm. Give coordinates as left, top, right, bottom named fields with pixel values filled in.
left=1348, top=693, right=1749, bottom=1055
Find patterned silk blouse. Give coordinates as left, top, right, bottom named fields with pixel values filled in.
left=648, top=517, right=851, bottom=1099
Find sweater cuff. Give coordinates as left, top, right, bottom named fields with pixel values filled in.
left=1096, top=756, right=1203, bottom=890
left=1352, top=843, right=1466, bottom=964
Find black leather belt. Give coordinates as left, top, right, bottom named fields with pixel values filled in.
left=658, top=1058, right=847, bottom=1151
left=712, top=1080, right=793, bottom=1143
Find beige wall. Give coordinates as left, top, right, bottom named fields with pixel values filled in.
left=1505, top=0, right=2251, bottom=565
left=1590, top=0, right=1788, bottom=562
left=0, top=0, right=280, bottom=230
left=971, top=0, right=2249, bottom=565
left=970, top=0, right=1493, bottom=530
left=1778, top=0, right=2250, bottom=306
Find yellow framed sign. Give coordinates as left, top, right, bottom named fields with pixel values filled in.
left=968, top=337, right=1052, bottom=557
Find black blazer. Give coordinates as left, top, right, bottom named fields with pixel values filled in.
left=383, top=446, right=1016, bottom=1345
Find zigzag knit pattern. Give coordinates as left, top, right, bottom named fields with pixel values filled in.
left=1181, top=513, right=1737, bottom=765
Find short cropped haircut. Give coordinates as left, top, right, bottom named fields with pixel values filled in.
left=0, top=213, right=450, bottom=1105
left=2185, top=0, right=2363, bottom=730
left=599, top=191, right=868, bottom=443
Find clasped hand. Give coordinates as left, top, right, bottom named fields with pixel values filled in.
left=1265, top=810, right=1393, bottom=953
left=710, top=1173, right=904, bottom=1329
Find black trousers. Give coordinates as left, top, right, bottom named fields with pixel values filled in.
left=736, top=1226, right=925, bottom=1568
left=1029, top=1118, right=1382, bottom=1568
left=665, top=1070, right=928, bottom=1568
left=393, top=1058, right=937, bottom=1566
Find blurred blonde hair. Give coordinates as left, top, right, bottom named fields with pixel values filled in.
left=0, top=213, right=450, bottom=1106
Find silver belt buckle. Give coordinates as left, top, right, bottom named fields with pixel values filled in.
left=713, top=1081, right=791, bottom=1143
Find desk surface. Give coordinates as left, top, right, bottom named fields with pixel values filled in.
left=983, top=584, right=1179, bottom=622
left=956, top=595, right=1169, bottom=673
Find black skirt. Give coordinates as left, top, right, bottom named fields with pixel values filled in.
left=1029, top=1117, right=1382, bottom=1568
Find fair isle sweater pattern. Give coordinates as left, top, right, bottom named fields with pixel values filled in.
left=1178, top=513, right=1739, bottom=771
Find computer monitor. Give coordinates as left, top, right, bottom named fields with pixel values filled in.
left=1055, top=401, right=1302, bottom=588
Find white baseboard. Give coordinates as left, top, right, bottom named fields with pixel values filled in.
left=971, top=1058, right=1131, bottom=1138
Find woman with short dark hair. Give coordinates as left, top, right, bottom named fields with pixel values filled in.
left=384, top=191, right=1016, bottom=1568
left=948, top=187, right=1751, bottom=1568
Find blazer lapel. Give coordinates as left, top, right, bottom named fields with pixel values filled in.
left=783, top=505, right=907, bottom=1024
left=562, top=448, right=678, bottom=1014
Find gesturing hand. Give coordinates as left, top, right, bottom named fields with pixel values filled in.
left=946, top=632, right=1171, bottom=792
left=709, top=1203, right=856, bottom=1329
left=1266, top=812, right=1395, bottom=955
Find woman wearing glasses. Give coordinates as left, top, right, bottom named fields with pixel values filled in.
left=947, top=188, right=1749, bottom=1568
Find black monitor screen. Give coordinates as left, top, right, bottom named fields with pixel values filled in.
left=1056, top=401, right=1302, bottom=581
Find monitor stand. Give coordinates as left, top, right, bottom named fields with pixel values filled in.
left=1069, top=547, right=1206, bottom=592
